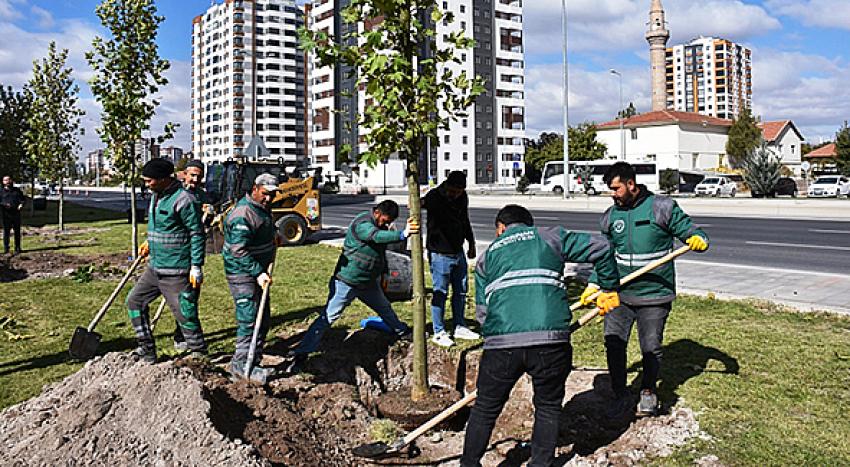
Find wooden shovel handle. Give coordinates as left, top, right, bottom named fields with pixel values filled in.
left=570, top=245, right=692, bottom=327
left=87, top=255, right=145, bottom=331
left=244, top=260, right=275, bottom=379
left=401, top=389, right=479, bottom=446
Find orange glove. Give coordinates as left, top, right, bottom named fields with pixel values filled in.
left=138, top=240, right=149, bottom=258
left=595, top=291, right=620, bottom=315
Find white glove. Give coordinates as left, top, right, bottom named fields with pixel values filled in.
left=257, top=272, right=272, bottom=288
left=402, top=218, right=420, bottom=239
left=189, top=265, right=203, bottom=288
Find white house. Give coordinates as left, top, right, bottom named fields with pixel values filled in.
left=758, top=120, right=804, bottom=175
left=595, top=110, right=732, bottom=171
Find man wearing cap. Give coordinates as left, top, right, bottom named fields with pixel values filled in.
left=170, top=159, right=211, bottom=352
left=422, top=170, right=478, bottom=347
left=223, top=173, right=280, bottom=382
left=126, top=158, right=208, bottom=363
left=287, top=200, right=417, bottom=374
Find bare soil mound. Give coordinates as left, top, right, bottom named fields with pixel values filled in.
left=0, top=251, right=128, bottom=282
left=0, top=329, right=710, bottom=466
left=0, top=353, right=265, bottom=466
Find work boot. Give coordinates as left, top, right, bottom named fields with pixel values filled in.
left=605, top=392, right=633, bottom=420
left=284, top=354, right=307, bottom=375
left=637, top=389, right=659, bottom=417
left=131, top=347, right=157, bottom=364
left=231, top=360, right=275, bottom=384
left=453, top=325, right=480, bottom=341
left=431, top=330, right=454, bottom=348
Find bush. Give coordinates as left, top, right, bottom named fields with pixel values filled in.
left=515, top=175, right=530, bottom=194
left=659, top=169, right=679, bottom=194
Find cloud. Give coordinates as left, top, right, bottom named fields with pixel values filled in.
left=766, top=0, right=850, bottom=30
left=524, top=0, right=781, bottom=55
left=0, top=0, right=23, bottom=20
left=31, top=5, right=53, bottom=29
left=752, top=49, right=850, bottom=141
left=525, top=62, right=651, bottom=137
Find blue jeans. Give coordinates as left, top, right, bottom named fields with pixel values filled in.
left=429, top=251, right=468, bottom=334
left=294, top=278, right=411, bottom=355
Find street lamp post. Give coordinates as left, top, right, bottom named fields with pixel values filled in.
left=610, top=69, right=625, bottom=161
left=561, top=0, right=571, bottom=198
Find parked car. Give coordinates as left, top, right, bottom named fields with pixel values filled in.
left=695, top=176, right=737, bottom=197
left=751, top=177, right=798, bottom=198
left=807, top=176, right=850, bottom=198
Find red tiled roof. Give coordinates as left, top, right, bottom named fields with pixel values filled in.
left=596, top=110, right=733, bottom=130
left=758, top=120, right=800, bottom=143
left=805, top=143, right=836, bottom=159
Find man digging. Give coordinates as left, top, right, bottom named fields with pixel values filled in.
left=287, top=200, right=416, bottom=374
left=126, top=159, right=208, bottom=363
left=422, top=170, right=479, bottom=348
left=581, top=161, right=709, bottom=418
left=462, top=205, right=621, bottom=467
left=222, top=173, right=281, bottom=383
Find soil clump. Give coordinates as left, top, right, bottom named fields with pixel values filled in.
left=0, top=251, right=128, bottom=282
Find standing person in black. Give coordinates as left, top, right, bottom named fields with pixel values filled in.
left=1, top=176, right=25, bottom=255
left=422, top=170, right=479, bottom=347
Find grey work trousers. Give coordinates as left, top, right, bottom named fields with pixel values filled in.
left=126, top=266, right=207, bottom=355
left=603, top=302, right=672, bottom=395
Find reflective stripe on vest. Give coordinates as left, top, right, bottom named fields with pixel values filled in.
left=615, top=248, right=672, bottom=267
left=484, top=268, right=564, bottom=302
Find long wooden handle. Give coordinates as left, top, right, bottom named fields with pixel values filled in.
left=245, top=260, right=275, bottom=379
left=150, top=298, right=168, bottom=332
left=401, top=390, right=479, bottom=446
left=87, top=255, right=145, bottom=331
left=571, top=245, right=692, bottom=327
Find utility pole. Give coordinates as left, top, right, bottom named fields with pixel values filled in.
left=561, top=0, right=571, bottom=198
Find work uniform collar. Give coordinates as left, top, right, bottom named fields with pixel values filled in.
left=618, top=184, right=652, bottom=210
left=500, top=222, right=530, bottom=236
left=161, top=179, right=180, bottom=197
left=244, top=194, right=271, bottom=213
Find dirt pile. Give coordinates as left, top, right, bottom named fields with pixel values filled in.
left=0, top=353, right=266, bottom=466
left=0, top=251, right=128, bottom=282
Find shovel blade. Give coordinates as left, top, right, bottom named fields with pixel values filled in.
left=352, top=441, right=393, bottom=459
left=68, top=327, right=102, bottom=361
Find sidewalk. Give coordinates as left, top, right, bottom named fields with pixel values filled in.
left=374, top=193, right=850, bottom=221
left=316, top=231, right=850, bottom=317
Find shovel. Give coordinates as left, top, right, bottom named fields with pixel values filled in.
left=149, top=298, right=168, bottom=332
left=352, top=244, right=692, bottom=459
left=244, top=259, right=275, bottom=381
left=69, top=255, right=145, bottom=360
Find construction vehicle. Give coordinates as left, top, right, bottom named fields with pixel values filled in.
left=204, top=158, right=322, bottom=248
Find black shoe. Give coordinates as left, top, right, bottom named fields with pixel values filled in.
left=285, top=354, right=307, bottom=375
left=397, top=329, right=413, bottom=342
left=131, top=347, right=157, bottom=364
left=605, top=393, right=633, bottom=420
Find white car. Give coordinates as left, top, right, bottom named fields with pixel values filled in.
left=807, top=176, right=850, bottom=198
left=695, top=176, right=737, bottom=197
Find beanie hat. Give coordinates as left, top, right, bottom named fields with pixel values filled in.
left=142, top=158, right=174, bottom=179
left=446, top=170, right=467, bottom=189
left=185, top=159, right=204, bottom=170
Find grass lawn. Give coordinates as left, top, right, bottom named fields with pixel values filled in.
left=1, top=202, right=849, bottom=465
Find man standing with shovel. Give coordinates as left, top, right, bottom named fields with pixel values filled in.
left=222, top=173, right=280, bottom=383
left=461, top=205, right=621, bottom=467
left=581, top=162, right=709, bottom=418
left=126, top=158, right=208, bottom=363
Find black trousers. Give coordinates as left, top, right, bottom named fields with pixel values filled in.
left=603, top=302, right=672, bottom=395
left=2, top=209, right=21, bottom=252
left=461, top=343, right=572, bottom=467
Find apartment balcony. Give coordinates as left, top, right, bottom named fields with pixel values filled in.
left=233, top=13, right=244, bottom=24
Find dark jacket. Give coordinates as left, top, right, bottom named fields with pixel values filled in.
left=222, top=195, right=276, bottom=279
left=422, top=183, right=474, bottom=254
left=0, top=186, right=25, bottom=213
left=146, top=180, right=206, bottom=275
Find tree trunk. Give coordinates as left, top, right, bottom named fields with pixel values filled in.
left=30, top=170, right=35, bottom=217
left=406, top=156, right=429, bottom=401
left=58, top=179, right=64, bottom=231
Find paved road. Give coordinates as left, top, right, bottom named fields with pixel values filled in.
left=321, top=200, right=850, bottom=276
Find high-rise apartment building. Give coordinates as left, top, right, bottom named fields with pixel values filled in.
left=191, top=0, right=307, bottom=164
left=665, top=36, right=752, bottom=120
left=306, top=0, right=525, bottom=187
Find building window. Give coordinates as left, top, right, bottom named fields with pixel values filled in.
left=444, top=152, right=450, bottom=161
left=462, top=152, right=468, bottom=161
left=462, top=136, right=468, bottom=144
left=630, top=128, right=638, bottom=140
left=444, top=135, right=450, bottom=143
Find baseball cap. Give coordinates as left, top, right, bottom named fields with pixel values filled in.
left=254, top=173, right=279, bottom=191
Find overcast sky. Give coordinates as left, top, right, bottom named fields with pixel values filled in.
left=0, top=0, right=847, bottom=160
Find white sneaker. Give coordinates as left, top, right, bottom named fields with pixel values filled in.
left=431, top=331, right=454, bottom=348
left=453, top=326, right=480, bottom=341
